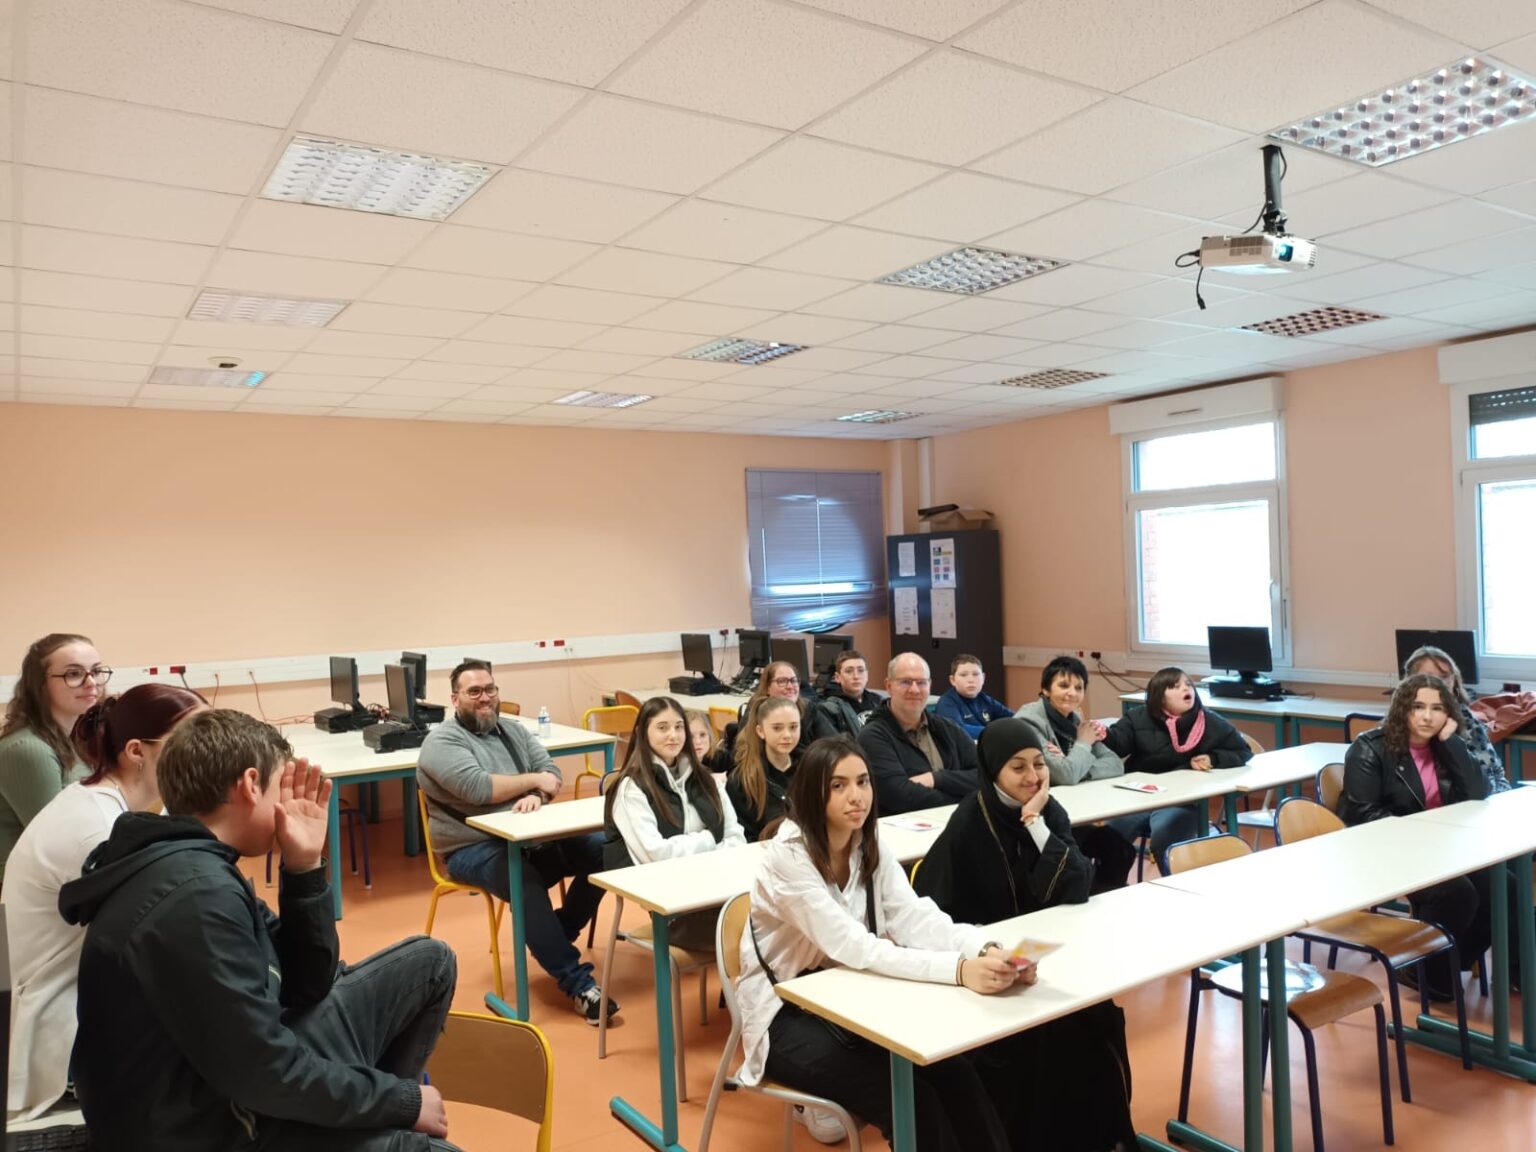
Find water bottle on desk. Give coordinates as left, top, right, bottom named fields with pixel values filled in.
left=537, top=705, right=551, bottom=740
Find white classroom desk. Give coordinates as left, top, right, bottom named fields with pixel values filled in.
left=1230, top=742, right=1349, bottom=796
left=592, top=807, right=951, bottom=1152
left=283, top=716, right=613, bottom=920
left=1154, top=801, right=1536, bottom=1082
left=779, top=881, right=1306, bottom=1152
left=627, top=687, right=750, bottom=713
left=1119, top=689, right=1380, bottom=748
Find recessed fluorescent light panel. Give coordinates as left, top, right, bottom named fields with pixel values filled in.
left=189, top=289, right=347, bottom=327
left=1242, top=306, right=1386, bottom=337
left=552, top=390, right=653, bottom=409
left=679, top=338, right=807, bottom=365
left=835, top=409, right=917, bottom=424
left=263, top=136, right=493, bottom=220
left=881, top=246, right=1065, bottom=295
left=148, top=367, right=269, bottom=388
left=1270, top=56, right=1536, bottom=167
left=999, top=369, right=1111, bottom=390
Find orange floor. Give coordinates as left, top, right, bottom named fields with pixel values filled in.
left=275, top=816, right=1536, bottom=1152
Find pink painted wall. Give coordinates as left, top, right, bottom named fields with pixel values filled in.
left=929, top=346, right=1458, bottom=717
left=0, top=403, right=892, bottom=727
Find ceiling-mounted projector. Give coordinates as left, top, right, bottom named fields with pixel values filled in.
left=1199, top=232, right=1317, bottom=274
left=1183, top=145, right=1317, bottom=292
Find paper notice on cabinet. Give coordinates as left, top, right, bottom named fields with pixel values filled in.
left=929, top=538, right=956, bottom=588
left=897, top=540, right=916, bottom=578
left=931, top=587, right=957, bottom=639
left=894, top=586, right=920, bottom=635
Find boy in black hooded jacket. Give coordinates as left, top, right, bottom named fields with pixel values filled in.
left=59, top=709, right=458, bottom=1151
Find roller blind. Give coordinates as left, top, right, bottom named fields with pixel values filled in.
left=1469, top=385, right=1536, bottom=426
left=746, top=469, right=885, bottom=631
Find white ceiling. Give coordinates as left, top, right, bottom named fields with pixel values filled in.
left=4, top=0, right=1536, bottom=439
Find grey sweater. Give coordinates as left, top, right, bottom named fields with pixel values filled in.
left=415, top=716, right=559, bottom=854
left=1014, top=699, right=1125, bottom=786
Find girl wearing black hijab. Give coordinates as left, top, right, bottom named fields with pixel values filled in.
left=915, top=719, right=1136, bottom=1152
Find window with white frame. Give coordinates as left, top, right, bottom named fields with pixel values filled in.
left=1453, top=383, right=1536, bottom=670
left=1123, top=418, right=1288, bottom=658
left=746, top=469, right=885, bottom=632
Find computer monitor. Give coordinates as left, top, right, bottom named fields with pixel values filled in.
left=1207, top=626, right=1273, bottom=679
left=680, top=633, right=714, bottom=676
left=384, top=663, right=419, bottom=727
left=737, top=628, right=772, bottom=669
left=770, top=637, right=811, bottom=685
left=812, top=633, right=853, bottom=676
left=329, top=656, right=361, bottom=710
left=400, top=652, right=428, bottom=700
left=1395, top=629, right=1479, bottom=687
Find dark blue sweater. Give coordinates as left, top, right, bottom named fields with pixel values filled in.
left=933, top=688, right=1014, bottom=739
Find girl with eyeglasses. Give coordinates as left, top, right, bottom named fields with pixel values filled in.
left=3, top=683, right=204, bottom=1121
left=0, top=634, right=111, bottom=881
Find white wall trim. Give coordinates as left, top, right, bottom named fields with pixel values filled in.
left=1003, top=645, right=1396, bottom=690
left=0, top=629, right=740, bottom=697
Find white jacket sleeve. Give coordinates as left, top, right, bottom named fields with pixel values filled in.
left=715, top=775, right=748, bottom=849
left=763, top=841, right=977, bottom=986
left=874, top=849, right=992, bottom=957
left=611, top=776, right=746, bottom=865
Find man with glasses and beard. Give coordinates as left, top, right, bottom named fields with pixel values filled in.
left=416, top=660, right=616, bottom=1024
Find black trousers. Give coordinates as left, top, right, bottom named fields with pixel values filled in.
left=765, top=1001, right=1010, bottom=1152
left=1410, top=860, right=1528, bottom=984
left=249, top=936, right=461, bottom=1151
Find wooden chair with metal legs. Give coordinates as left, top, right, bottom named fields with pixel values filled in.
left=698, top=893, right=863, bottom=1152
left=1168, top=833, right=1395, bottom=1152
left=707, top=706, right=736, bottom=743
left=594, top=775, right=713, bottom=1101
left=614, top=689, right=643, bottom=711
left=1345, top=712, right=1383, bottom=741
left=429, top=1010, right=555, bottom=1152
left=417, top=789, right=505, bottom=1000
left=1274, top=796, right=1473, bottom=1093
left=1316, top=761, right=1346, bottom=813
left=1230, top=733, right=1279, bottom=845
left=574, top=705, right=637, bottom=800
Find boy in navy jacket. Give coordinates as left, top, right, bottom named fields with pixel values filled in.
left=933, top=654, right=1013, bottom=739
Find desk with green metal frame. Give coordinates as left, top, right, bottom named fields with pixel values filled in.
left=588, top=807, right=954, bottom=1152
left=1401, top=788, right=1536, bottom=1081
left=468, top=794, right=606, bottom=1022
left=777, top=881, right=1307, bottom=1152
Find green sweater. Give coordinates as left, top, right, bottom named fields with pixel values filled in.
left=0, top=727, right=87, bottom=884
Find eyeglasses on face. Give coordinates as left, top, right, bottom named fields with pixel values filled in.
left=893, top=677, right=931, bottom=690
left=770, top=676, right=800, bottom=687
left=459, top=684, right=499, bottom=700
left=51, top=666, right=113, bottom=689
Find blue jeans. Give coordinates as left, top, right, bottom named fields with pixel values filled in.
left=445, top=833, right=605, bottom=997
left=1106, top=804, right=1201, bottom=876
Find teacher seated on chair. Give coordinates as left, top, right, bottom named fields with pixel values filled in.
left=858, top=653, right=980, bottom=815
left=416, top=659, right=613, bottom=1025
left=1101, top=667, right=1252, bottom=876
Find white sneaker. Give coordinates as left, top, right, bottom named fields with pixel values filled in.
left=794, top=1103, right=849, bottom=1145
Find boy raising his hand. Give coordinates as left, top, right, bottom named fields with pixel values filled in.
left=62, top=710, right=458, bottom=1151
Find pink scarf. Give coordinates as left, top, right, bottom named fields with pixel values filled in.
left=1165, top=708, right=1206, bottom=754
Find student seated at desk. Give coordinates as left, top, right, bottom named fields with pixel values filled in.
left=686, top=708, right=730, bottom=775
left=60, top=710, right=459, bottom=1151
left=914, top=720, right=1136, bottom=1152
left=739, top=736, right=1024, bottom=1152
left=0, top=633, right=110, bottom=883
left=859, top=653, right=981, bottom=815
left=1341, top=673, right=1520, bottom=999
left=1101, top=667, right=1252, bottom=875
left=1014, top=656, right=1137, bottom=893
left=1404, top=644, right=1510, bottom=795
left=816, top=649, right=879, bottom=738
left=719, top=661, right=835, bottom=766
left=604, top=696, right=747, bottom=949
left=3, top=683, right=205, bottom=1124
left=417, top=659, right=613, bottom=1025
left=727, top=696, right=801, bottom=842
left=933, top=653, right=1014, bottom=739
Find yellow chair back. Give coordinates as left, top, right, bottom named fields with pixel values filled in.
left=430, top=1010, right=554, bottom=1152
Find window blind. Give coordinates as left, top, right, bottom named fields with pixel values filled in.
left=1470, top=385, right=1536, bottom=426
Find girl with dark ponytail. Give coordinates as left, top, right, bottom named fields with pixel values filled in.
left=3, top=683, right=204, bottom=1121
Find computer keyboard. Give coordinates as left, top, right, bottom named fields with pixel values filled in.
left=6, top=1125, right=91, bottom=1151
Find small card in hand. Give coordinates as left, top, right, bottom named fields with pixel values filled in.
left=1007, top=938, right=1062, bottom=968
